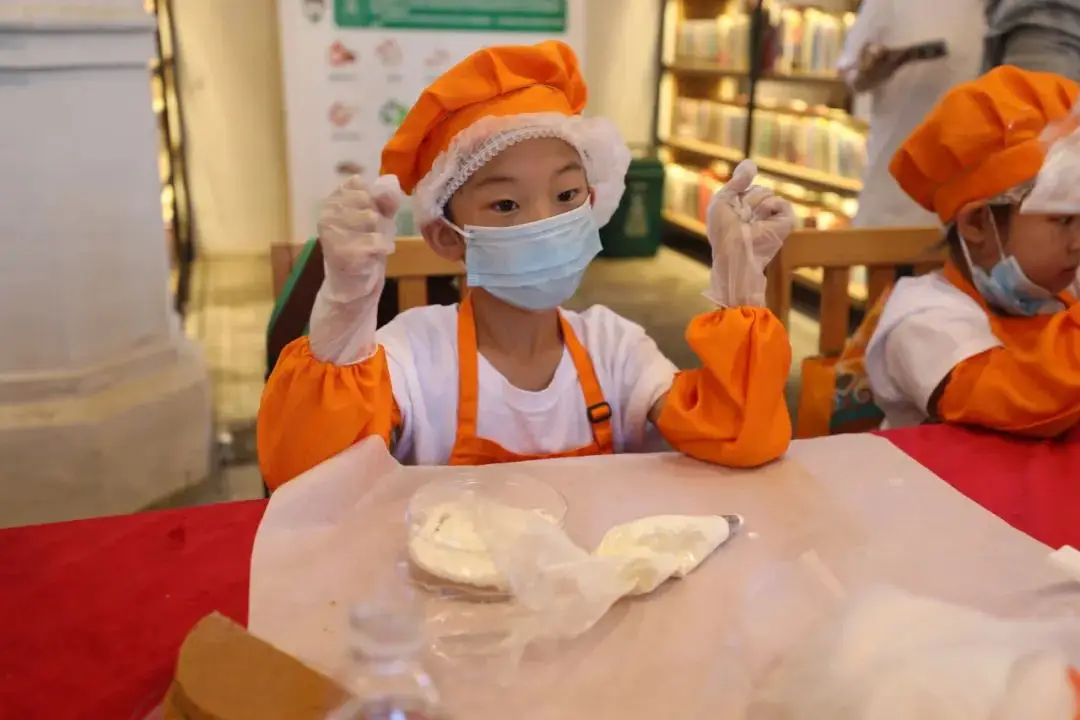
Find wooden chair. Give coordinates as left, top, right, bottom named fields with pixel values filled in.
left=266, top=237, right=464, bottom=378
left=766, top=227, right=946, bottom=356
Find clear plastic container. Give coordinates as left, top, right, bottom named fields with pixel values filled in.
left=405, top=474, right=567, bottom=598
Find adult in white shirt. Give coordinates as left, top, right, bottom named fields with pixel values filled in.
left=839, top=0, right=986, bottom=228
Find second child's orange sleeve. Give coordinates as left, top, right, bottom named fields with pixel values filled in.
left=656, top=308, right=792, bottom=467
left=937, top=304, right=1080, bottom=438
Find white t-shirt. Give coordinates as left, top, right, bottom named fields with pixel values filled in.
left=375, top=303, right=679, bottom=465
left=838, top=0, right=985, bottom=228
left=864, top=272, right=1002, bottom=429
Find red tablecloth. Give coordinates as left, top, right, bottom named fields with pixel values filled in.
left=1, top=426, right=1078, bottom=719
left=0, top=499, right=266, bottom=720
left=883, top=424, right=1080, bottom=551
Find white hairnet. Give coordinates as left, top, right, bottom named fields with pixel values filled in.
left=411, top=112, right=631, bottom=229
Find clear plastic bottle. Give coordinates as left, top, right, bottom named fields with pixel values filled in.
left=328, top=601, right=444, bottom=720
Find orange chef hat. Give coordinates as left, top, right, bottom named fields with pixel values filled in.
left=379, top=41, right=630, bottom=228
left=890, top=66, right=1079, bottom=224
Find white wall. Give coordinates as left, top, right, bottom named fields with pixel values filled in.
left=584, top=0, right=663, bottom=147
left=172, top=0, right=290, bottom=256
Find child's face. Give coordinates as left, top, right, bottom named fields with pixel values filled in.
left=958, top=205, right=1080, bottom=294
left=424, top=137, right=589, bottom=261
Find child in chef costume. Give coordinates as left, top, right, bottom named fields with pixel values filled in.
left=864, top=66, right=1080, bottom=434
left=257, top=41, right=796, bottom=489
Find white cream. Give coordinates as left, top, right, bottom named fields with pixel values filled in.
left=409, top=504, right=735, bottom=598
left=407, top=500, right=556, bottom=589
left=594, top=515, right=733, bottom=595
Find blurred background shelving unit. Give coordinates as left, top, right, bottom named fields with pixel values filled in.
left=146, top=0, right=194, bottom=316
left=656, top=0, right=868, bottom=304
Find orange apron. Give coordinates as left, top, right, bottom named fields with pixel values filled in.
left=447, top=295, right=615, bottom=466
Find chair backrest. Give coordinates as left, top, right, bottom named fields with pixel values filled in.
left=766, top=227, right=945, bottom=356
left=266, top=237, right=464, bottom=378
left=387, top=237, right=467, bottom=309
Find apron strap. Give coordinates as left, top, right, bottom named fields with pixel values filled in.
left=559, top=313, right=615, bottom=452
left=453, top=294, right=481, bottom=445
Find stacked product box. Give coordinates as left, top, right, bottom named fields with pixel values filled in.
left=763, top=4, right=855, bottom=75
left=672, top=98, right=748, bottom=151
left=675, top=15, right=751, bottom=69
left=751, top=109, right=866, bottom=182
left=664, top=163, right=856, bottom=229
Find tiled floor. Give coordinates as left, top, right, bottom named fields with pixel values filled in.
left=182, top=247, right=821, bottom=507
left=183, top=254, right=275, bottom=505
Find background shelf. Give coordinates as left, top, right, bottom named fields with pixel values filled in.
left=661, top=211, right=870, bottom=303
left=656, top=0, right=866, bottom=304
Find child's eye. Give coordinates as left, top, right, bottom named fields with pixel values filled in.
left=491, top=199, right=518, bottom=213
left=557, top=188, right=580, bottom=203
left=1052, top=215, right=1077, bottom=227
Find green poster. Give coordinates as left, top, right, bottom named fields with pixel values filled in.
left=335, top=0, right=567, bottom=32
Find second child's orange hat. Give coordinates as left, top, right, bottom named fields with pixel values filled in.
left=379, top=41, right=630, bottom=229
left=890, top=66, right=1079, bottom=224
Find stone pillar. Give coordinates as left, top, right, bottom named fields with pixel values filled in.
left=0, top=1, right=212, bottom=527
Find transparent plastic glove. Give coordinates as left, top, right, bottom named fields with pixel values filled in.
left=470, top=497, right=631, bottom=647
left=309, top=174, right=402, bottom=364
left=474, top=505, right=737, bottom=638
left=705, top=160, right=796, bottom=308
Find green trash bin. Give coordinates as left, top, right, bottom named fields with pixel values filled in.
left=599, top=150, right=665, bottom=258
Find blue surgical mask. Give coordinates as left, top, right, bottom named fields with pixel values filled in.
left=448, top=203, right=601, bottom=311
left=973, top=256, right=1061, bottom=316
left=958, top=212, right=1061, bottom=317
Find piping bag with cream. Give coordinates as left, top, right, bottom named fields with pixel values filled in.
left=410, top=492, right=740, bottom=647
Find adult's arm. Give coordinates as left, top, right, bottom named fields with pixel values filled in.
left=838, top=0, right=892, bottom=87
left=984, top=0, right=1080, bottom=80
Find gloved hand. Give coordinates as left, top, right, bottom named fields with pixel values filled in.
left=318, top=174, right=401, bottom=298
left=704, top=160, right=795, bottom=308
left=310, top=174, right=402, bottom=364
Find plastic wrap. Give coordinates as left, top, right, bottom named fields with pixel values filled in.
left=1022, top=104, right=1080, bottom=214
left=411, top=483, right=741, bottom=657
left=746, top=586, right=1080, bottom=720
left=469, top=496, right=629, bottom=644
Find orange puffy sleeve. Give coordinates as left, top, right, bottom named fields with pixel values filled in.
left=1070, top=668, right=1080, bottom=718
left=937, top=305, right=1080, bottom=438
left=257, top=338, right=401, bottom=491
left=655, top=307, right=792, bottom=467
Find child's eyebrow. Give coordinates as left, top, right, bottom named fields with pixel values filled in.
left=472, top=174, right=518, bottom=189
left=473, top=161, right=582, bottom=190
